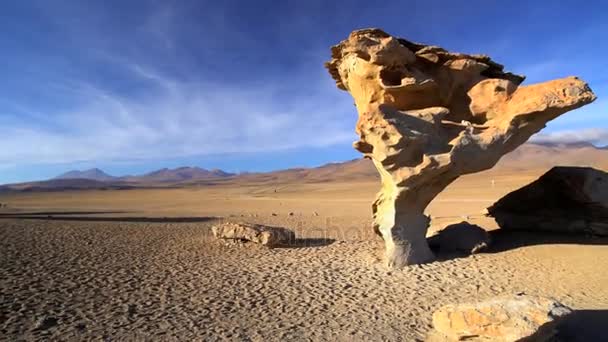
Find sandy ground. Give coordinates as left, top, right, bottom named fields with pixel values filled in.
left=1, top=168, right=607, bottom=341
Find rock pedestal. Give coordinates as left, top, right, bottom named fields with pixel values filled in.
left=325, top=28, right=596, bottom=267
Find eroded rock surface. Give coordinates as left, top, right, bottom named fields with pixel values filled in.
left=428, top=294, right=572, bottom=342
left=487, top=167, right=608, bottom=236
left=212, top=222, right=295, bottom=246
left=325, top=28, right=596, bottom=267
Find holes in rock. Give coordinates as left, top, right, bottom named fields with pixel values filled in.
left=380, top=69, right=405, bottom=86
left=356, top=51, right=371, bottom=61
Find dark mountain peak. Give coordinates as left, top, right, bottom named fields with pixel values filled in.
left=121, top=166, right=234, bottom=183
left=175, top=166, right=202, bottom=171
left=54, top=168, right=115, bottom=182
left=531, top=141, right=597, bottom=149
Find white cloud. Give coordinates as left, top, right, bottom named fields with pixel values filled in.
left=531, top=128, right=608, bottom=145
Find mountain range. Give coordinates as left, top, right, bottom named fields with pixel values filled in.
left=55, top=167, right=235, bottom=183
left=55, top=168, right=117, bottom=182
left=1, top=142, right=607, bottom=192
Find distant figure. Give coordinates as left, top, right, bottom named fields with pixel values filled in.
left=491, top=179, right=496, bottom=188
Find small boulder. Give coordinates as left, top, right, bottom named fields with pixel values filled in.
left=427, top=222, right=490, bottom=254
left=428, top=294, right=572, bottom=342
left=487, top=167, right=608, bottom=236
left=212, top=222, right=295, bottom=247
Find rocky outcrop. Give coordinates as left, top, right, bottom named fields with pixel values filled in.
left=325, top=28, right=596, bottom=267
left=212, top=222, right=295, bottom=246
left=487, top=167, right=608, bottom=236
left=427, top=222, right=490, bottom=255
left=428, top=294, right=572, bottom=341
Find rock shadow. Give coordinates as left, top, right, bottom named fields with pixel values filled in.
left=554, top=310, right=608, bottom=341
left=428, top=221, right=491, bottom=261
left=428, top=221, right=608, bottom=262
left=486, top=229, right=608, bottom=254
left=0, top=210, right=128, bottom=216
left=0, top=212, right=217, bottom=223
left=274, top=238, right=336, bottom=249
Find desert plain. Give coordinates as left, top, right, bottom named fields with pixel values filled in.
left=1, top=144, right=607, bottom=341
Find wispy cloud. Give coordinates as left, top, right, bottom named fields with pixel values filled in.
left=0, top=2, right=357, bottom=167
left=0, top=61, right=355, bottom=165
left=531, top=128, right=608, bottom=145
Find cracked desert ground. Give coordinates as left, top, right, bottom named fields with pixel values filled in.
left=1, top=167, right=607, bottom=341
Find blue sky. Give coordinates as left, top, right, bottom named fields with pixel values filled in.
left=0, top=0, right=606, bottom=184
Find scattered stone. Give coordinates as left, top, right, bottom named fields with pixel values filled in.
left=313, top=211, right=319, bottom=216
left=487, top=167, right=608, bottom=236
left=271, top=213, right=278, bottom=216
left=427, top=222, right=490, bottom=254
left=326, top=28, right=596, bottom=267
left=212, top=222, right=295, bottom=247
left=428, top=294, right=572, bottom=342
left=33, top=316, right=58, bottom=331
left=288, top=212, right=294, bottom=216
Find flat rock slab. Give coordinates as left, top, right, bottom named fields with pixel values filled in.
left=212, top=222, right=295, bottom=247
left=487, top=166, right=608, bottom=236
left=428, top=294, right=572, bottom=342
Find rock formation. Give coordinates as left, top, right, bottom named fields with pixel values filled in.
left=428, top=294, right=572, bottom=341
left=325, top=28, right=596, bottom=267
left=212, top=222, right=295, bottom=246
left=487, top=166, right=608, bottom=236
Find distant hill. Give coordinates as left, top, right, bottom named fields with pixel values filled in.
left=52, top=166, right=234, bottom=184
left=2, top=142, right=607, bottom=192
left=225, top=158, right=375, bottom=184
left=54, top=168, right=116, bottom=181
left=0, top=178, right=134, bottom=192
left=122, top=167, right=235, bottom=183
left=496, top=142, right=608, bottom=171
left=526, top=141, right=596, bottom=149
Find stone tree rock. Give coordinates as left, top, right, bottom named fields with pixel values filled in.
left=487, top=166, right=608, bottom=236
left=428, top=294, right=572, bottom=342
left=325, top=28, right=596, bottom=267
